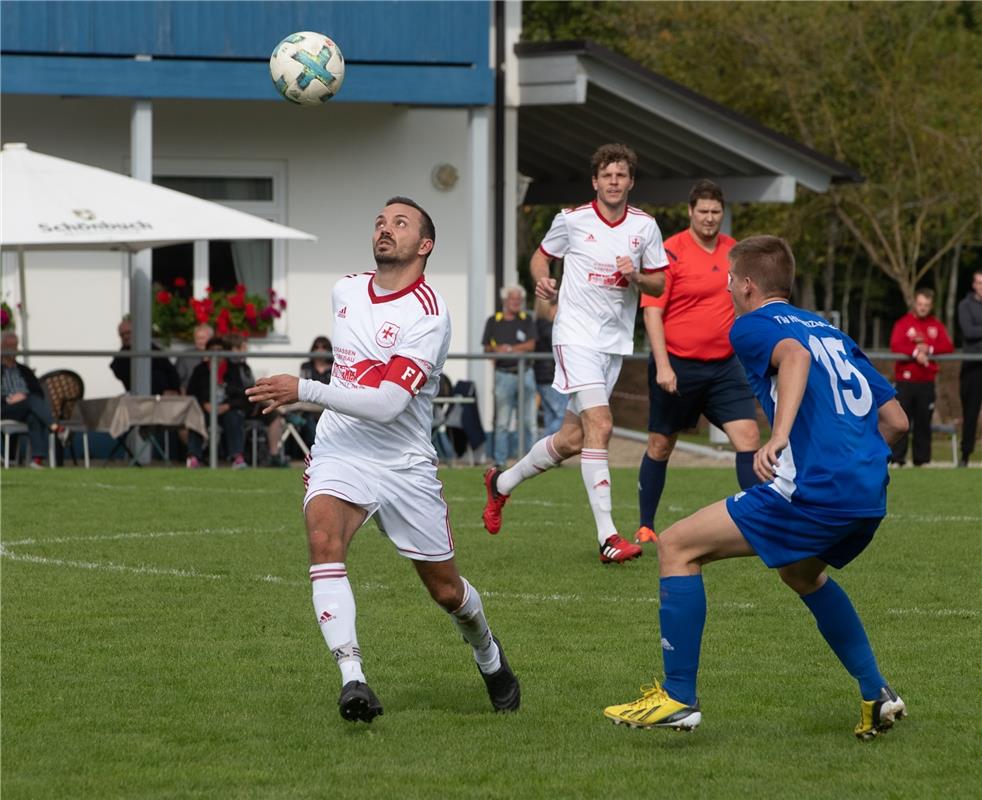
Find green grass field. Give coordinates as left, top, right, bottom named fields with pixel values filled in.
left=2, top=467, right=979, bottom=799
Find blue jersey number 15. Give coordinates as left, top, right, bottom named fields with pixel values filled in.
left=808, top=335, right=873, bottom=417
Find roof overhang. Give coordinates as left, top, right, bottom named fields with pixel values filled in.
left=515, top=41, right=862, bottom=206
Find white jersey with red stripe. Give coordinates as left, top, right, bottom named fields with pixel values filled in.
left=313, top=271, right=450, bottom=469
left=539, top=200, right=668, bottom=355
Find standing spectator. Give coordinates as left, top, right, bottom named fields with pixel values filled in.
left=298, top=335, right=333, bottom=447
left=110, top=317, right=181, bottom=396
left=1, top=331, right=61, bottom=468
left=957, top=270, right=982, bottom=466
left=533, top=295, right=568, bottom=437
left=482, top=143, right=668, bottom=564
left=888, top=288, right=953, bottom=466
left=175, top=323, right=215, bottom=392
left=482, top=286, right=537, bottom=467
left=635, top=180, right=760, bottom=545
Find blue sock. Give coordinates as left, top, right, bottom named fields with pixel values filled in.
left=638, top=454, right=668, bottom=529
left=735, top=450, right=759, bottom=490
left=800, top=578, right=885, bottom=700
left=659, top=575, right=706, bottom=706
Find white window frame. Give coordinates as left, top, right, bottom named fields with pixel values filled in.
left=152, top=158, right=290, bottom=340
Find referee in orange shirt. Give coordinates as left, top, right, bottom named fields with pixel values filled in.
left=635, top=180, right=760, bottom=544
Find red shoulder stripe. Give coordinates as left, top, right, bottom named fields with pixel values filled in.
left=414, top=287, right=437, bottom=315
left=419, top=283, right=440, bottom=315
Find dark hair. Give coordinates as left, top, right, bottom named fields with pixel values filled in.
left=729, top=235, right=795, bottom=299
left=385, top=196, right=436, bottom=247
left=590, top=143, right=638, bottom=178
left=205, top=335, right=226, bottom=350
left=310, top=336, right=332, bottom=352
left=689, top=179, right=725, bottom=209
left=223, top=333, right=246, bottom=350
left=914, top=287, right=934, bottom=301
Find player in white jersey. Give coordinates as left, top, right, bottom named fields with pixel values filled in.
left=247, top=198, right=519, bottom=723
left=482, top=144, right=669, bottom=564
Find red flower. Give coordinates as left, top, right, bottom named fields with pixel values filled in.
left=156, top=290, right=172, bottom=305
left=229, top=293, right=245, bottom=309
left=173, top=276, right=187, bottom=288
left=244, top=302, right=257, bottom=320
left=278, top=298, right=287, bottom=310
left=234, top=284, right=247, bottom=296
left=205, top=285, right=213, bottom=295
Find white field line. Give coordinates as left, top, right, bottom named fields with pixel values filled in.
left=886, top=606, right=978, bottom=618
left=4, top=529, right=975, bottom=618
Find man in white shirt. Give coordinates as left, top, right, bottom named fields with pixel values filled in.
left=248, top=197, right=520, bottom=723
left=482, top=144, right=669, bottom=564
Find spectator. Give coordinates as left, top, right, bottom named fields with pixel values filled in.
left=533, top=295, right=567, bottom=437
left=482, top=285, right=537, bottom=467
left=185, top=336, right=247, bottom=469
left=110, top=317, right=181, bottom=396
left=957, top=269, right=982, bottom=466
left=1, top=331, right=62, bottom=468
left=888, top=288, right=953, bottom=466
left=175, top=323, right=215, bottom=392
left=224, top=333, right=288, bottom=467
left=298, top=335, right=333, bottom=447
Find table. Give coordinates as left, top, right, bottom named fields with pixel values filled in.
left=77, top=395, right=207, bottom=465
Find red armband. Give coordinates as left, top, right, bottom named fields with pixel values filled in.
left=383, top=356, right=427, bottom=395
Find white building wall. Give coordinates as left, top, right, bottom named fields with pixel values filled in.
left=1, top=95, right=486, bottom=398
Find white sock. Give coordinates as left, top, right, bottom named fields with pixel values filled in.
left=310, top=562, right=365, bottom=686
left=497, top=434, right=563, bottom=496
left=580, top=449, right=617, bottom=543
left=450, top=578, right=501, bottom=674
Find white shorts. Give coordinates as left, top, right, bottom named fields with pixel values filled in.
left=551, top=344, right=623, bottom=412
left=302, top=455, right=455, bottom=562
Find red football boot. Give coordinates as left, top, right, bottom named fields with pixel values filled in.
left=482, top=467, right=510, bottom=534
left=600, top=534, right=643, bottom=564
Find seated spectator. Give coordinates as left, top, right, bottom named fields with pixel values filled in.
left=185, top=336, right=247, bottom=469
left=1, top=331, right=64, bottom=468
left=176, top=323, right=215, bottom=393
left=110, top=317, right=181, bottom=396
left=224, top=333, right=288, bottom=467
left=298, top=335, right=332, bottom=446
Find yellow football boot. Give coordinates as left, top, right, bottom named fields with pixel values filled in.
left=603, top=681, right=701, bottom=731
left=854, top=686, right=906, bottom=741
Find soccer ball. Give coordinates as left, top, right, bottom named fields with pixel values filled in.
left=269, top=32, right=345, bottom=106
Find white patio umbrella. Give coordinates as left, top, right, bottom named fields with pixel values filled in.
left=0, top=142, right=316, bottom=387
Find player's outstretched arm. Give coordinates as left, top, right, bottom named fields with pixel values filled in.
left=754, top=339, right=811, bottom=482
left=877, top=398, right=909, bottom=447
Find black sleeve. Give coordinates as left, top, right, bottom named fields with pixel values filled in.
left=481, top=316, right=495, bottom=346
left=19, top=365, right=44, bottom=397
left=110, top=350, right=131, bottom=390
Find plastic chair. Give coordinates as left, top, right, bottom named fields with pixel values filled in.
left=39, top=369, right=90, bottom=468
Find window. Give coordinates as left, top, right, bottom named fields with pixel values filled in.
left=149, top=161, right=288, bottom=337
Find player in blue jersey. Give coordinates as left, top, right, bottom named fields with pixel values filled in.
left=603, top=235, right=910, bottom=740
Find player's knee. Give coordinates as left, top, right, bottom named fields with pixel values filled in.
left=307, top=527, right=346, bottom=562
left=427, top=578, right=464, bottom=611
left=648, top=435, right=673, bottom=460
left=588, top=414, right=613, bottom=442
left=778, top=567, right=822, bottom=595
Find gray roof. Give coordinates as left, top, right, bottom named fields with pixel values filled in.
left=516, top=40, right=862, bottom=205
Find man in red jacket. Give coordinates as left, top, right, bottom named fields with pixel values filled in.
left=889, top=288, right=953, bottom=466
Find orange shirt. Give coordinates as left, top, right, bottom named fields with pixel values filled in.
left=640, top=229, right=736, bottom=360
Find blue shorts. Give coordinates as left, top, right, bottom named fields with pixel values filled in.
left=725, top=484, right=882, bottom=569
left=647, top=353, right=757, bottom=435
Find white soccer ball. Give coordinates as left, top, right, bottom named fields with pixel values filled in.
left=270, top=32, right=345, bottom=106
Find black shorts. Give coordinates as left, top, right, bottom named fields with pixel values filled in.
left=647, top=353, right=757, bottom=435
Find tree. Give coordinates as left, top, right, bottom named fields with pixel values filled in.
left=522, top=1, right=982, bottom=319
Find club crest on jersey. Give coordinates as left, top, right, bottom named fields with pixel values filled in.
left=629, top=235, right=642, bottom=251
left=376, top=322, right=400, bottom=348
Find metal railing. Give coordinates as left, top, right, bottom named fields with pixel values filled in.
left=10, top=348, right=981, bottom=468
